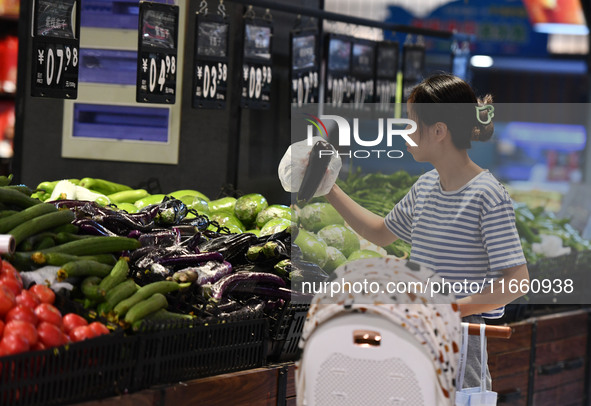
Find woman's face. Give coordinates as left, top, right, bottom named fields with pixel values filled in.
left=405, top=103, right=432, bottom=163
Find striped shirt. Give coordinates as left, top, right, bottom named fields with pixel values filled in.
left=385, top=169, right=526, bottom=318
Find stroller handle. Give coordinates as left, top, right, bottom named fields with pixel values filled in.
left=466, top=323, right=512, bottom=339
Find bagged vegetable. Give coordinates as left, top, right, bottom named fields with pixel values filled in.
left=278, top=136, right=342, bottom=198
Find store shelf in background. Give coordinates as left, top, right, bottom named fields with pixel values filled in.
left=0, top=35, right=17, bottom=94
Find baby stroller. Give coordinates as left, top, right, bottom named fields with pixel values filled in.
left=296, top=257, right=512, bottom=406
left=296, top=257, right=462, bottom=405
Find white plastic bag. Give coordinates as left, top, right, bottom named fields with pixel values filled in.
left=455, top=323, right=498, bottom=406
left=278, top=136, right=342, bottom=198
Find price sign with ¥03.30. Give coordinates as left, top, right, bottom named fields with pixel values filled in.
left=240, top=19, right=273, bottom=109
left=136, top=2, right=179, bottom=104
left=192, top=13, right=229, bottom=109
left=31, top=0, right=80, bottom=99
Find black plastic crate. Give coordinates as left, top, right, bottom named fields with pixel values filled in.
left=131, top=317, right=268, bottom=390
left=267, top=301, right=310, bottom=363
left=0, top=331, right=138, bottom=406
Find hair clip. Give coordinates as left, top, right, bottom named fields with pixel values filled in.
left=475, top=105, right=494, bottom=125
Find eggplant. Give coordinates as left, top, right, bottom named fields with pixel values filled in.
left=155, top=252, right=224, bottom=267
left=72, top=218, right=118, bottom=237
left=246, top=240, right=289, bottom=263
left=198, top=232, right=258, bottom=263
left=153, top=197, right=189, bottom=226
left=203, top=271, right=287, bottom=301
left=297, top=140, right=334, bottom=203
left=218, top=298, right=265, bottom=319
left=138, top=229, right=180, bottom=247
left=171, top=260, right=232, bottom=285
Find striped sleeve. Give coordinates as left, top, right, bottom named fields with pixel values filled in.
left=481, top=200, right=527, bottom=272
left=384, top=184, right=416, bottom=244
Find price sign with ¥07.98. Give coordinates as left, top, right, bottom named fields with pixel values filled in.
left=290, top=30, right=319, bottom=107
left=240, top=20, right=273, bottom=109
left=31, top=0, right=80, bottom=99
left=136, top=2, right=178, bottom=104
left=193, top=14, right=229, bottom=109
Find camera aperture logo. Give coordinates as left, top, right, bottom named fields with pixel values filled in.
left=304, top=113, right=417, bottom=159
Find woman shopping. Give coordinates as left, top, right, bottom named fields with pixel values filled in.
left=321, top=73, right=529, bottom=389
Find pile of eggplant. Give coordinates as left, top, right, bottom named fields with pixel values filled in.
left=58, top=198, right=328, bottom=323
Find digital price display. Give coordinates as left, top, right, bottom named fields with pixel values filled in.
left=193, top=14, right=229, bottom=109
left=401, top=44, right=425, bottom=102
left=136, top=2, right=178, bottom=104
left=325, top=34, right=352, bottom=107
left=350, top=39, right=376, bottom=108
left=31, top=0, right=80, bottom=99
left=240, top=20, right=273, bottom=109
left=290, top=30, right=319, bottom=106
left=375, top=41, right=399, bottom=107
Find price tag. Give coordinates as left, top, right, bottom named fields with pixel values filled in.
left=375, top=41, right=399, bottom=108
left=324, top=34, right=352, bottom=107
left=350, top=39, right=376, bottom=109
left=401, top=43, right=425, bottom=102
left=290, top=30, right=319, bottom=107
left=31, top=0, right=80, bottom=99
left=136, top=2, right=179, bottom=104
left=193, top=13, right=229, bottom=109
left=240, top=19, right=273, bottom=109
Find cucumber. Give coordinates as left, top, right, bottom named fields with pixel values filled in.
left=0, top=203, right=57, bottom=233
left=51, top=223, right=79, bottom=234
left=98, top=257, right=130, bottom=292
left=81, top=276, right=106, bottom=301
left=124, top=293, right=168, bottom=324
left=31, top=252, right=118, bottom=266
left=78, top=178, right=132, bottom=195
left=0, top=210, right=18, bottom=219
left=8, top=209, right=76, bottom=245
left=107, top=189, right=149, bottom=204
left=37, top=236, right=141, bottom=256
left=101, top=278, right=138, bottom=314
left=55, top=232, right=94, bottom=244
left=57, top=260, right=113, bottom=281
left=113, top=280, right=181, bottom=317
left=131, top=309, right=194, bottom=332
left=35, top=236, right=56, bottom=250
left=0, top=187, right=41, bottom=208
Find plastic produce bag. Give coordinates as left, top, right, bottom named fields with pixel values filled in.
left=455, top=323, right=498, bottom=406
left=278, top=136, right=342, bottom=198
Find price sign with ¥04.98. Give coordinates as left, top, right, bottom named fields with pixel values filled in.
left=136, top=2, right=179, bottom=104
left=193, top=14, right=229, bottom=109
left=241, top=20, right=273, bottom=109
left=290, top=30, right=319, bottom=107
left=324, top=34, right=352, bottom=107
left=375, top=41, right=399, bottom=108
left=31, top=0, right=80, bottom=99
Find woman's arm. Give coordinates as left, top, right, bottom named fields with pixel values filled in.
left=325, top=184, right=398, bottom=247
left=457, top=263, right=530, bottom=318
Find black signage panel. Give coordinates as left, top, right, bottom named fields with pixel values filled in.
left=240, top=19, right=273, bottom=109
left=375, top=41, right=399, bottom=106
left=350, top=39, right=376, bottom=107
left=401, top=43, right=425, bottom=102
left=193, top=14, right=229, bottom=109
left=31, top=0, right=80, bottom=99
left=136, top=2, right=179, bottom=104
left=324, top=34, right=352, bottom=106
left=290, top=30, right=319, bottom=106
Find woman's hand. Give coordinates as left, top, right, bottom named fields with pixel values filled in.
left=457, top=263, right=530, bottom=317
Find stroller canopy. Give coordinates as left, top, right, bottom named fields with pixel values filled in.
left=297, top=257, right=462, bottom=401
